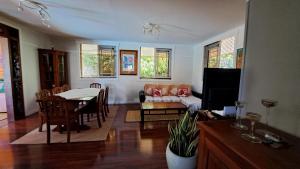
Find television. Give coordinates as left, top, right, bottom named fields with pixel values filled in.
left=201, top=68, right=241, bottom=110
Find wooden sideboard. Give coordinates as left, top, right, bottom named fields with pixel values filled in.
left=197, top=120, right=300, bottom=169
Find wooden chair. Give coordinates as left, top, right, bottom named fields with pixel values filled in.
left=79, top=89, right=106, bottom=128
left=36, top=89, right=51, bottom=132
left=103, top=86, right=110, bottom=116
left=52, top=87, right=63, bottom=95
left=41, top=96, right=80, bottom=144
left=62, top=84, right=70, bottom=92
left=90, top=83, right=101, bottom=88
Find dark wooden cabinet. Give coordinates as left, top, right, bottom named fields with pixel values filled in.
left=198, top=120, right=300, bottom=169
left=38, top=49, right=68, bottom=89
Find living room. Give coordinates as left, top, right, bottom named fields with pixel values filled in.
left=0, top=0, right=299, bottom=169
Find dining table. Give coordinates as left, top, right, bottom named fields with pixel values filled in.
left=56, top=88, right=101, bottom=101
left=56, top=88, right=103, bottom=130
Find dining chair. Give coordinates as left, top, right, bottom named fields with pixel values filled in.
left=90, top=83, right=101, bottom=88
left=36, top=89, right=51, bottom=132
left=103, top=86, right=110, bottom=116
left=42, top=96, right=80, bottom=144
left=52, top=87, right=63, bottom=95
left=78, top=89, right=106, bottom=128
left=62, top=84, right=71, bottom=92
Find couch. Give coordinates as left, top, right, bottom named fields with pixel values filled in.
left=139, top=84, right=202, bottom=113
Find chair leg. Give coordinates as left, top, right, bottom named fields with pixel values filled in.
left=67, top=120, right=70, bottom=143
left=39, top=116, right=44, bottom=132
left=87, top=113, right=90, bottom=122
left=47, top=122, right=50, bottom=145
left=77, top=116, right=80, bottom=133
left=96, top=112, right=102, bottom=128
left=81, top=113, right=84, bottom=125
left=101, top=108, right=106, bottom=122
left=106, top=104, right=110, bottom=115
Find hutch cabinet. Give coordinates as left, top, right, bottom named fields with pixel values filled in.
left=38, top=48, right=68, bottom=89
left=197, top=120, right=300, bottom=169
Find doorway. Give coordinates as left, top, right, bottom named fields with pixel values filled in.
left=0, top=23, right=25, bottom=122
left=0, top=37, right=8, bottom=126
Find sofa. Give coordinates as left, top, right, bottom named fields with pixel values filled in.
left=139, top=84, right=202, bottom=113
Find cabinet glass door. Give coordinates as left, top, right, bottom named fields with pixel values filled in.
left=58, top=54, right=65, bottom=86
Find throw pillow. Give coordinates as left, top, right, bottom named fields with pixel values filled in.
left=145, top=87, right=153, bottom=96
left=153, top=88, right=162, bottom=97
left=178, top=88, right=188, bottom=97
left=169, top=86, right=178, bottom=96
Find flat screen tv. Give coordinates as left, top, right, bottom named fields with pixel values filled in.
left=201, top=68, right=241, bottom=110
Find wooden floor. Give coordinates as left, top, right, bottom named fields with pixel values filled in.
left=0, top=104, right=171, bottom=169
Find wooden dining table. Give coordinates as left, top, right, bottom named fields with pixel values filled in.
left=56, top=88, right=102, bottom=130
left=56, top=88, right=101, bottom=101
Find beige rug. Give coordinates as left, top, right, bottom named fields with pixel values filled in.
left=11, top=109, right=117, bottom=145
left=0, top=113, right=7, bottom=121
left=126, top=110, right=181, bottom=122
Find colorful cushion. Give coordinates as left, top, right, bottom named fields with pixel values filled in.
left=144, top=84, right=156, bottom=96
left=157, top=85, right=169, bottom=96
left=153, top=88, right=162, bottom=97
left=178, top=88, right=188, bottom=97
left=178, top=84, right=192, bottom=96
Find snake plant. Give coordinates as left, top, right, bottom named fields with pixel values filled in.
left=168, top=112, right=199, bottom=157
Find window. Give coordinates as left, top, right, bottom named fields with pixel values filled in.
left=80, top=44, right=116, bottom=77
left=140, top=47, right=171, bottom=79
left=204, top=37, right=235, bottom=68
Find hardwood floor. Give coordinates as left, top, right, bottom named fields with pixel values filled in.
left=0, top=104, right=171, bottom=169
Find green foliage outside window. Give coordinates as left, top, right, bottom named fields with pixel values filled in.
left=156, top=54, right=169, bottom=77
left=140, top=55, right=155, bottom=78
left=81, top=44, right=115, bottom=77
left=219, top=53, right=235, bottom=68
left=140, top=48, right=171, bottom=79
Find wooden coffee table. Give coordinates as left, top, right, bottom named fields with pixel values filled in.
left=140, top=102, right=187, bottom=124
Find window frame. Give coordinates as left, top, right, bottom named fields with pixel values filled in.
left=139, top=47, right=172, bottom=80
left=204, top=37, right=236, bottom=69
left=80, top=44, right=117, bottom=78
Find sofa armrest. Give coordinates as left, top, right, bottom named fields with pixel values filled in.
left=192, top=90, right=202, bottom=99
left=139, top=90, right=146, bottom=103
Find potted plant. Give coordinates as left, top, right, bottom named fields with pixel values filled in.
left=166, top=112, right=199, bottom=169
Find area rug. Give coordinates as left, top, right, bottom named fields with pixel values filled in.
left=11, top=109, right=118, bottom=145
left=0, top=113, right=7, bottom=121
left=125, top=110, right=181, bottom=122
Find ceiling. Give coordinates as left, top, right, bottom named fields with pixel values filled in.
left=0, top=0, right=246, bottom=44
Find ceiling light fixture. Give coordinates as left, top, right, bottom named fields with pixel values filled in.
left=18, top=0, right=51, bottom=28
left=143, top=22, right=160, bottom=37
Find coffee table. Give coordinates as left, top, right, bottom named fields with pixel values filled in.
left=140, top=102, right=187, bottom=124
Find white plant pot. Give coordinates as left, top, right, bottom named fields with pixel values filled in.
left=166, top=143, right=197, bottom=169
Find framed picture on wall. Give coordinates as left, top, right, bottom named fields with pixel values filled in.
left=236, top=48, right=243, bottom=69
left=119, top=50, right=138, bottom=75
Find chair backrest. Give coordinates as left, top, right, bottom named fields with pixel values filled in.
left=90, top=83, right=101, bottom=88
left=41, top=96, right=68, bottom=125
left=52, top=87, right=63, bottom=95
left=62, top=84, right=70, bottom=92
left=36, top=89, right=51, bottom=113
left=97, top=89, right=105, bottom=111
left=104, top=86, right=109, bottom=104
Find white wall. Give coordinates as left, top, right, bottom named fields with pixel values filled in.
left=51, top=38, right=194, bottom=104
left=192, top=25, right=245, bottom=93
left=0, top=15, right=52, bottom=117
left=241, top=0, right=300, bottom=136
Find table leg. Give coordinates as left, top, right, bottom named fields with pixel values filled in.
left=141, top=109, right=144, bottom=124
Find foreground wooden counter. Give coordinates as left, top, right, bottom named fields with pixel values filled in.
left=197, top=120, right=300, bottom=169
